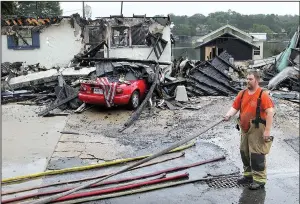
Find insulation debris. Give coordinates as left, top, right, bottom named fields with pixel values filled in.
left=251, top=27, right=300, bottom=93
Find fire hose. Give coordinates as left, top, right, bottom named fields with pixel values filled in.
left=2, top=152, right=185, bottom=196
left=2, top=142, right=194, bottom=184
left=56, top=177, right=212, bottom=204
left=28, top=119, right=224, bottom=204
left=2, top=155, right=225, bottom=203
left=55, top=173, right=189, bottom=202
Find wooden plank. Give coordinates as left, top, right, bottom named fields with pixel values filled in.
left=38, top=93, right=78, bottom=117
left=164, top=100, right=178, bottom=110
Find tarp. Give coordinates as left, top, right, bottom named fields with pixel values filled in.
left=276, top=31, right=298, bottom=72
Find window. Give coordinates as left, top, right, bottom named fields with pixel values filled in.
left=16, top=30, right=32, bottom=46
left=7, top=29, right=40, bottom=50
left=131, top=24, right=147, bottom=45
left=87, top=26, right=105, bottom=45
left=110, top=25, right=148, bottom=47
left=254, top=47, right=260, bottom=55
left=111, top=27, right=129, bottom=47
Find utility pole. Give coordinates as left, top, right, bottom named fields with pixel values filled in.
left=36, top=1, right=38, bottom=18
left=83, top=1, right=85, bottom=18
left=121, top=1, right=123, bottom=15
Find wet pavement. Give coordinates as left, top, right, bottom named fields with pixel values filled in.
left=2, top=104, right=68, bottom=199
left=1, top=96, right=299, bottom=203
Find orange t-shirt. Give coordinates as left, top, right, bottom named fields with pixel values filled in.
left=232, top=88, right=274, bottom=132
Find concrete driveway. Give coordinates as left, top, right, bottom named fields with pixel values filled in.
left=2, top=96, right=299, bottom=203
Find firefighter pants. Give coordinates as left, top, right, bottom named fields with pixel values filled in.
left=239, top=120, right=273, bottom=184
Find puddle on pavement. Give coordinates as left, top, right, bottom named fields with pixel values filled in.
left=47, top=157, right=96, bottom=170
left=2, top=158, right=48, bottom=179
left=2, top=158, right=48, bottom=200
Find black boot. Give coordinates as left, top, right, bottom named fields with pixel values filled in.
left=249, top=181, right=265, bottom=190
left=237, top=176, right=253, bottom=185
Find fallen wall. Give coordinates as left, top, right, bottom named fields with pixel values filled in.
left=4, top=67, right=96, bottom=90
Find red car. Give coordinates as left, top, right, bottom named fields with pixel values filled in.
left=78, top=76, right=148, bottom=109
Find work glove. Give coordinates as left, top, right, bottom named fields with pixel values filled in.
left=223, top=115, right=231, bottom=121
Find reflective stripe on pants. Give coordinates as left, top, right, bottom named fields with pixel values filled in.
left=239, top=119, right=273, bottom=184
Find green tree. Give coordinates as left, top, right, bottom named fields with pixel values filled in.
left=37, top=1, right=62, bottom=16
left=1, top=1, right=17, bottom=15
left=2, top=1, right=62, bottom=17
left=168, top=11, right=298, bottom=39
left=173, top=24, right=191, bottom=36
left=251, top=24, right=274, bottom=34
left=206, top=17, right=221, bottom=31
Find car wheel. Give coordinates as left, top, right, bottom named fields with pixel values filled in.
left=129, top=90, right=140, bottom=110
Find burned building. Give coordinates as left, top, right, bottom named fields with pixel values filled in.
left=1, top=14, right=174, bottom=88
left=1, top=14, right=175, bottom=110
left=1, top=14, right=174, bottom=70
left=194, top=24, right=264, bottom=61
left=1, top=15, right=85, bottom=69
left=83, top=15, right=173, bottom=63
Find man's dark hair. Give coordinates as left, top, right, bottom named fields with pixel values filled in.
left=247, top=70, right=261, bottom=81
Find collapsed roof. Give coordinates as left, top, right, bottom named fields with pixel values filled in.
left=1, top=14, right=171, bottom=35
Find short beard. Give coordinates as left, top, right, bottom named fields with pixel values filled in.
left=247, top=84, right=254, bottom=91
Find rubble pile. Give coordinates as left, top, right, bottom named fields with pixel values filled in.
left=186, top=51, right=241, bottom=96
left=163, top=51, right=242, bottom=98
left=245, top=28, right=300, bottom=103
left=250, top=27, right=300, bottom=92
left=0, top=64, right=93, bottom=107
left=1, top=62, right=59, bottom=105
left=2, top=12, right=299, bottom=118
left=1, top=50, right=244, bottom=114
left=1, top=62, right=48, bottom=79
left=1, top=15, right=173, bottom=118
left=95, top=61, right=156, bottom=82
left=1, top=90, right=56, bottom=105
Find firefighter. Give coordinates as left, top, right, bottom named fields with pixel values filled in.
left=224, top=70, right=275, bottom=190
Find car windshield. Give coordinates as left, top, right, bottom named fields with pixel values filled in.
left=124, top=72, right=138, bottom=81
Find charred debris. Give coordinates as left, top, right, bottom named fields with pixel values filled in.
left=1, top=15, right=299, bottom=120
left=249, top=26, right=300, bottom=102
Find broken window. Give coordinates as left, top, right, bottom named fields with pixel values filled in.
left=14, top=30, right=33, bottom=46
left=88, top=26, right=104, bottom=45
left=111, top=27, right=129, bottom=47
left=7, top=29, right=40, bottom=50
left=131, top=24, right=148, bottom=46
left=254, top=47, right=260, bottom=55
left=125, top=71, right=138, bottom=80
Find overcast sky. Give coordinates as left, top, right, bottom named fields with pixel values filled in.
left=60, top=1, right=299, bottom=19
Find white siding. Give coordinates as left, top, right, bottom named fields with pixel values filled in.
left=252, top=41, right=264, bottom=60
left=249, top=33, right=267, bottom=41
left=2, top=19, right=83, bottom=68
